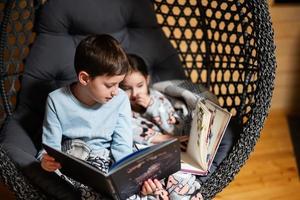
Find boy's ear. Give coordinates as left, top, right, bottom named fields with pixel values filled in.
left=78, top=71, right=90, bottom=85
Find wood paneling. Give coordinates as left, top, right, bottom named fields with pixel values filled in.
left=269, top=4, right=300, bottom=113
left=0, top=183, right=15, bottom=200
left=215, top=111, right=300, bottom=200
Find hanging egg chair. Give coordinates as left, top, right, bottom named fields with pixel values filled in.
left=0, top=0, right=276, bottom=199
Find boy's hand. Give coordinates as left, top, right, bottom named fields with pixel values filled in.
left=41, top=153, right=61, bottom=172
left=141, top=179, right=163, bottom=196
left=135, top=94, right=151, bottom=108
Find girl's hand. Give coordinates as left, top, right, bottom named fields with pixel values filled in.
left=151, top=133, right=174, bottom=144
left=151, top=134, right=189, bottom=144
left=167, top=114, right=177, bottom=124
left=176, top=135, right=189, bottom=142
left=141, top=179, right=163, bottom=196
left=41, top=153, right=61, bottom=172
left=135, top=94, right=151, bottom=108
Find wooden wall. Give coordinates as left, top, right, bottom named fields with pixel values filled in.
left=269, top=2, right=300, bottom=113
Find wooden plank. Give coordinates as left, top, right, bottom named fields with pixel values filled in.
left=215, top=111, right=300, bottom=200
left=275, top=38, right=300, bottom=57
left=270, top=5, right=300, bottom=22
left=273, top=22, right=300, bottom=38
left=0, top=183, right=15, bottom=200
left=274, top=72, right=300, bottom=86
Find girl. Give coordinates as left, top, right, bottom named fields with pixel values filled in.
left=120, top=54, right=184, bottom=145
left=122, top=54, right=202, bottom=200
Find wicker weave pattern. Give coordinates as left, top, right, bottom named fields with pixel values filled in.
left=153, top=0, right=273, bottom=124
left=0, top=0, right=36, bottom=123
left=0, top=144, right=47, bottom=199
left=152, top=3, right=276, bottom=196
left=0, top=0, right=276, bottom=199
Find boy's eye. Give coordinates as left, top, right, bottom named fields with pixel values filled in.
left=105, top=84, right=114, bottom=88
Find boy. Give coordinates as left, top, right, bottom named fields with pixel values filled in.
left=39, top=34, right=133, bottom=173
left=39, top=35, right=163, bottom=198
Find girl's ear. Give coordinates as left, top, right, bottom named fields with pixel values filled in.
left=146, top=75, right=150, bottom=85
left=78, top=71, right=90, bottom=85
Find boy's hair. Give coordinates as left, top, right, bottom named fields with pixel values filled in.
left=127, top=54, right=149, bottom=77
left=74, top=34, right=129, bottom=77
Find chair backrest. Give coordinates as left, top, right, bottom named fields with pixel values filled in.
left=0, top=0, right=276, bottom=127
left=0, top=0, right=186, bottom=125
left=1, top=0, right=187, bottom=141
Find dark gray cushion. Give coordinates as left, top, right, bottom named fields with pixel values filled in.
left=18, top=0, right=186, bottom=143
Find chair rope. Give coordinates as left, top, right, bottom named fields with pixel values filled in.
left=0, top=0, right=14, bottom=117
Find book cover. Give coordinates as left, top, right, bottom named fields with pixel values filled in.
left=43, top=138, right=181, bottom=200
left=180, top=98, right=232, bottom=175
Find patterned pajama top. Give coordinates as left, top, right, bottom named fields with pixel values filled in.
left=132, top=89, right=183, bottom=145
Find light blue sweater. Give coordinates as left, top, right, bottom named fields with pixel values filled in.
left=41, top=86, right=133, bottom=161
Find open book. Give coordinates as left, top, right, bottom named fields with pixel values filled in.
left=43, top=139, right=180, bottom=200
left=180, top=98, right=232, bottom=175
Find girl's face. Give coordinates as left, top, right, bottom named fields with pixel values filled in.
left=121, top=71, right=149, bottom=105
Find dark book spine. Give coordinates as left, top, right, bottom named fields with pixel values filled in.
left=107, top=177, right=120, bottom=200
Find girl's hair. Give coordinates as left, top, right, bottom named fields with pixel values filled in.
left=127, top=54, right=149, bottom=77
left=74, top=34, right=129, bottom=77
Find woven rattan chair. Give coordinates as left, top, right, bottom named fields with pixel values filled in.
left=0, top=0, right=276, bottom=199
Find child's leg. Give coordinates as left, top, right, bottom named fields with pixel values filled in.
left=61, top=139, right=91, bottom=160
left=60, top=139, right=103, bottom=200
left=165, top=172, right=203, bottom=200
left=127, top=172, right=203, bottom=200
left=86, top=148, right=111, bottom=174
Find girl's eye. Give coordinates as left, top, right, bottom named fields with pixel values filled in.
left=137, top=83, right=144, bottom=88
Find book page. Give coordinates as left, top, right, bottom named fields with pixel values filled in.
left=181, top=98, right=231, bottom=175
left=185, top=100, right=211, bottom=170
left=181, top=152, right=207, bottom=175
left=202, top=100, right=231, bottom=169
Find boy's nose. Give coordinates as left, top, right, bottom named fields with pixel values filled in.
left=111, top=87, right=118, bottom=96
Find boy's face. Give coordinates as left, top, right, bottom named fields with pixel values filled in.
left=121, top=71, right=149, bottom=104
left=84, top=73, right=125, bottom=104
